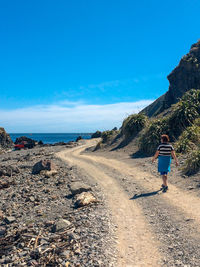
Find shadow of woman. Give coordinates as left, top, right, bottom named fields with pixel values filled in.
left=130, top=189, right=162, bottom=200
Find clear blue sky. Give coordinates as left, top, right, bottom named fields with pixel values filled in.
left=0, top=0, right=200, bottom=132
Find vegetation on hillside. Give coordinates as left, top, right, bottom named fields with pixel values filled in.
left=175, top=124, right=200, bottom=153
left=182, top=149, right=200, bottom=175
left=168, top=89, right=200, bottom=139
left=94, top=128, right=119, bottom=151
left=139, top=89, right=200, bottom=156
left=93, top=89, right=200, bottom=175
left=121, top=113, right=147, bottom=139
left=91, top=131, right=102, bottom=138
left=139, top=118, right=169, bottom=155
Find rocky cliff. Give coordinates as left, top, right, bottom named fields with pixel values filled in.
left=142, top=40, right=200, bottom=117
left=0, top=128, right=13, bottom=149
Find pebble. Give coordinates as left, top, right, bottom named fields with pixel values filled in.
left=5, top=216, right=16, bottom=224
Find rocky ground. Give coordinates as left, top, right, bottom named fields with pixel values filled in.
left=1, top=137, right=200, bottom=267
left=0, top=142, right=117, bottom=267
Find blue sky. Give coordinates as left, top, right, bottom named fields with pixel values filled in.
left=0, top=0, right=200, bottom=132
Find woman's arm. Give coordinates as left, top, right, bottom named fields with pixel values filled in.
left=152, top=150, right=159, bottom=163
left=171, top=150, right=179, bottom=166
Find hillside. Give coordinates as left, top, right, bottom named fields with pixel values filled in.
left=142, top=40, right=200, bottom=117
left=93, top=89, right=200, bottom=175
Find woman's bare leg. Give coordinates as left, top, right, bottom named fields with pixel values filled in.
left=162, top=174, right=168, bottom=187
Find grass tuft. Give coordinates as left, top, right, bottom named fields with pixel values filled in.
left=121, top=113, right=147, bottom=139
left=182, top=149, right=200, bottom=175
left=175, top=125, right=200, bottom=153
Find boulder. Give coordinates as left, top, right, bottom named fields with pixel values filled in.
left=0, top=128, right=13, bottom=149
left=69, top=182, right=91, bottom=196
left=74, top=192, right=97, bottom=207
left=32, top=160, right=57, bottom=175
left=15, top=136, right=36, bottom=148
left=76, top=136, right=82, bottom=142
left=38, top=140, right=44, bottom=145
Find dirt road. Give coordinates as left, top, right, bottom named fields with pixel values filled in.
left=57, top=140, right=200, bottom=267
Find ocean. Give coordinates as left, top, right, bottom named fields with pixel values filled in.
left=9, top=133, right=92, bottom=144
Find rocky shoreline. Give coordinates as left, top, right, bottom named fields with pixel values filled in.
left=0, top=141, right=117, bottom=266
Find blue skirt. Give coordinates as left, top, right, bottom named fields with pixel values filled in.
left=158, top=156, right=171, bottom=173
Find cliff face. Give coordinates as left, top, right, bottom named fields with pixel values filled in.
left=142, top=40, right=200, bottom=117
left=0, top=128, right=13, bottom=149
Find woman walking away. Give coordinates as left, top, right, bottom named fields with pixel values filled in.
left=152, top=134, right=178, bottom=192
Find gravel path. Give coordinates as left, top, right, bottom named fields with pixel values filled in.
left=1, top=139, right=200, bottom=266
left=61, top=139, right=200, bottom=267
left=57, top=144, right=161, bottom=266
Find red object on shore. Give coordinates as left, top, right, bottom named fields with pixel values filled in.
left=14, top=141, right=26, bottom=150
left=14, top=144, right=25, bottom=150
left=14, top=140, right=35, bottom=150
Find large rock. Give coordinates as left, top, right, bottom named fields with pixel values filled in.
left=15, top=136, right=36, bottom=148
left=0, top=128, right=13, bottom=149
left=69, top=182, right=91, bottom=196
left=76, top=136, right=82, bottom=142
left=74, top=192, right=97, bottom=207
left=142, top=40, right=200, bottom=117
left=32, top=160, right=57, bottom=175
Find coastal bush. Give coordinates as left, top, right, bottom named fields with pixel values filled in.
left=138, top=89, right=200, bottom=155
left=101, top=130, right=118, bottom=143
left=91, top=131, right=102, bottom=138
left=168, top=89, right=200, bottom=139
left=139, top=118, right=169, bottom=155
left=121, top=113, right=147, bottom=139
left=93, top=129, right=119, bottom=150
left=175, top=125, right=200, bottom=153
left=194, top=118, right=200, bottom=126
left=182, top=149, right=200, bottom=175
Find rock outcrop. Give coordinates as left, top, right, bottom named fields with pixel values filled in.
left=0, top=128, right=13, bottom=149
left=15, top=136, right=36, bottom=147
left=142, top=40, right=200, bottom=117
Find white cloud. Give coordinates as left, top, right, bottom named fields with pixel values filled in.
left=0, top=100, right=153, bottom=133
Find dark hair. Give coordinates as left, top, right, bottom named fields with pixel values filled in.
left=161, top=134, right=169, bottom=143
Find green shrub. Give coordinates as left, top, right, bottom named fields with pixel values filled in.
left=175, top=125, right=200, bottom=153
left=182, top=149, right=200, bottom=175
left=91, top=131, right=102, bottom=138
left=101, top=130, right=118, bottom=143
left=139, top=89, right=200, bottom=155
left=168, top=89, right=200, bottom=139
left=194, top=118, right=200, bottom=126
left=139, top=118, right=169, bottom=155
left=121, top=113, right=147, bottom=138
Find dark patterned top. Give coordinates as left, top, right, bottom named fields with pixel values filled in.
left=157, top=143, right=174, bottom=156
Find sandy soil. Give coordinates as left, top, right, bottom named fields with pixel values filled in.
left=57, top=139, right=200, bottom=267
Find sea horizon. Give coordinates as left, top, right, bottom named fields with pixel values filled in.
left=9, top=133, right=92, bottom=144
